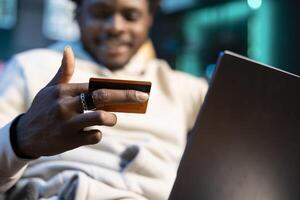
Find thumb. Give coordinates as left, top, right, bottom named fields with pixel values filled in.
left=47, top=46, right=75, bottom=87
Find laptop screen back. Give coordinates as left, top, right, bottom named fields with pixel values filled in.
left=169, top=51, right=300, bottom=200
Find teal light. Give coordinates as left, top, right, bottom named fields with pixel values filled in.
left=179, top=0, right=273, bottom=77
left=178, top=1, right=252, bottom=76
left=247, top=0, right=262, bottom=10
left=248, top=1, right=273, bottom=65
left=0, top=0, right=17, bottom=29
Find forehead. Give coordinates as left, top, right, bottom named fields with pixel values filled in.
left=82, top=0, right=149, bottom=9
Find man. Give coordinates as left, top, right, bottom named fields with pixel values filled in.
left=0, top=0, right=208, bottom=199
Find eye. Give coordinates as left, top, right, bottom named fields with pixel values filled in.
left=123, top=9, right=141, bottom=22
left=89, top=7, right=112, bottom=19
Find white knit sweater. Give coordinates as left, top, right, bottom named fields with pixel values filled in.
left=0, top=42, right=208, bottom=199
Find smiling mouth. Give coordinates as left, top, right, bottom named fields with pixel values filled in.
left=100, top=41, right=131, bottom=56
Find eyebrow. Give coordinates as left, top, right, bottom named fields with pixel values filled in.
left=88, top=0, right=114, bottom=8
left=90, top=0, right=144, bottom=8
left=87, top=0, right=145, bottom=13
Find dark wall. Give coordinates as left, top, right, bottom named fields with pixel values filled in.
left=271, top=1, right=300, bottom=75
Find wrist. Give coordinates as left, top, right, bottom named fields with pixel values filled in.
left=10, top=114, right=39, bottom=159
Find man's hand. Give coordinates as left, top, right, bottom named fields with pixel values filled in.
left=15, top=47, right=149, bottom=158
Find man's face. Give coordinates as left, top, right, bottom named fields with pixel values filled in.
left=78, top=0, right=153, bottom=70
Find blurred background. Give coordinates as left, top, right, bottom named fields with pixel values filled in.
left=0, top=0, right=299, bottom=78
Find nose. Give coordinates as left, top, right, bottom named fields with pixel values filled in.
left=104, top=14, right=126, bottom=35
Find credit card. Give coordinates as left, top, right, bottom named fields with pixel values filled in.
left=89, top=78, right=152, bottom=113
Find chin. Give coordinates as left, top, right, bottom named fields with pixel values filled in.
left=103, top=60, right=130, bottom=71
left=99, top=53, right=132, bottom=71
left=83, top=43, right=131, bottom=70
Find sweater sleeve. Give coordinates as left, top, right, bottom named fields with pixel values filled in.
left=186, top=77, right=208, bottom=131
left=175, top=71, right=208, bottom=131
left=0, top=122, right=31, bottom=192
left=0, top=57, right=32, bottom=192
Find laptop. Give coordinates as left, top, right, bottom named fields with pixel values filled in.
left=169, top=51, right=300, bottom=200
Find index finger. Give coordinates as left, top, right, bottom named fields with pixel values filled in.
left=59, top=83, right=89, bottom=97
left=92, top=89, right=149, bottom=107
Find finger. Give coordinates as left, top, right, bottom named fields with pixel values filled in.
left=57, top=96, right=83, bottom=115
left=62, top=89, right=149, bottom=114
left=58, top=83, right=89, bottom=97
left=78, top=129, right=103, bottom=146
left=92, top=89, right=149, bottom=107
left=67, top=129, right=102, bottom=149
left=47, top=46, right=75, bottom=87
left=68, top=111, right=117, bottom=131
left=56, top=92, right=90, bottom=115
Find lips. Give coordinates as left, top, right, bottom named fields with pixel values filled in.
left=102, top=45, right=129, bottom=56
left=99, top=40, right=131, bottom=57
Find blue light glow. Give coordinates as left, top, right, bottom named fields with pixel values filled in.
left=247, top=0, right=262, bottom=10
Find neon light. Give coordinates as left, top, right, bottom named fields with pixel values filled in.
left=178, top=2, right=252, bottom=76
left=0, top=0, right=17, bottom=29
left=247, top=0, right=263, bottom=10
left=248, top=1, right=273, bottom=65
left=178, top=1, right=273, bottom=77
